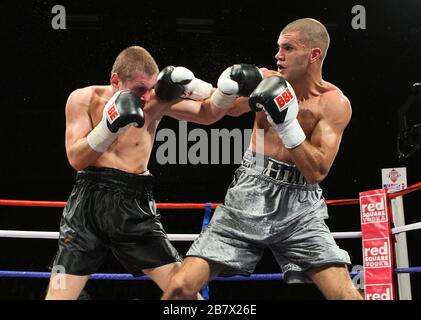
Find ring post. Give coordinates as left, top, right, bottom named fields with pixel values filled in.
left=390, top=196, right=412, bottom=299
left=381, top=167, right=412, bottom=300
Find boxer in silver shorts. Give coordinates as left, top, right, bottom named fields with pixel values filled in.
left=188, top=150, right=350, bottom=283
left=162, top=18, right=363, bottom=300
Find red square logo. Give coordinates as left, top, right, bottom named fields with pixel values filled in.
left=274, top=87, right=294, bottom=111
left=107, top=104, right=120, bottom=123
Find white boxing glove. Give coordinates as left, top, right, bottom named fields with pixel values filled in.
left=155, top=66, right=212, bottom=101
left=211, top=64, right=263, bottom=109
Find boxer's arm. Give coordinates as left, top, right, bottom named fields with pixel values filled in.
left=287, top=91, right=352, bottom=184
left=226, top=97, right=251, bottom=117
left=164, top=93, right=251, bottom=124
left=225, top=68, right=279, bottom=117
left=65, top=89, right=102, bottom=170
left=164, top=64, right=264, bottom=123
left=259, top=67, right=281, bottom=78
left=164, top=94, right=227, bottom=124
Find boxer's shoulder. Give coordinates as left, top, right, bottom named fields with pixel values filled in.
left=318, top=84, right=352, bottom=125
left=70, top=85, right=110, bottom=103
left=318, top=82, right=351, bottom=110
left=67, top=85, right=112, bottom=115
left=319, top=81, right=347, bottom=100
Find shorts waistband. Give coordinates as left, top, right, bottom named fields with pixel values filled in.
left=242, top=150, right=308, bottom=185
left=76, top=167, right=155, bottom=191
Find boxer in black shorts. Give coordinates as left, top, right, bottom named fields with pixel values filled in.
left=54, top=167, right=181, bottom=276
left=45, top=46, right=228, bottom=299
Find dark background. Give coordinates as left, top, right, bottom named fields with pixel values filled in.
left=0, top=0, right=420, bottom=300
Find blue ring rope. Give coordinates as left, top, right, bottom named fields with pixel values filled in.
left=1, top=267, right=420, bottom=280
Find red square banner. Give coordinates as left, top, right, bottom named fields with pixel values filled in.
left=365, top=284, right=394, bottom=300
left=359, top=189, right=395, bottom=300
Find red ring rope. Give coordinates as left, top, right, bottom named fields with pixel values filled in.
left=1, top=182, right=420, bottom=209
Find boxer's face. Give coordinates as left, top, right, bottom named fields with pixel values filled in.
left=275, top=31, right=311, bottom=82
left=113, top=72, right=158, bottom=103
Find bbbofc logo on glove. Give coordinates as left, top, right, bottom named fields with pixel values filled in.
left=107, top=104, right=120, bottom=124
left=274, top=87, right=295, bottom=112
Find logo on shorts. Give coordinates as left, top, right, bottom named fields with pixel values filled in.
left=282, top=263, right=301, bottom=273
left=63, top=235, right=74, bottom=244
left=51, top=265, right=67, bottom=290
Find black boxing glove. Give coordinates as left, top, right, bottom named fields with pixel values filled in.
left=249, top=76, right=306, bottom=149
left=87, top=90, right=145, bottom=152
left=211, top=64, right=263, bottom=109
left=155, top=66, right=212, bottom=101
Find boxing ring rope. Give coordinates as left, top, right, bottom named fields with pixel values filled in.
left=1, top=181, right=421, bottom=299
left=0, top=198, right=365, bottom=208
left=1, top=268, right=421, bottom=282
left=0, top=200, right=220, bottom=210
left=1, top=223, right=420, bottom=241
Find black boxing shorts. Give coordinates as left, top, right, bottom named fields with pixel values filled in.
left=52, top=166, right=181, bottom=276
